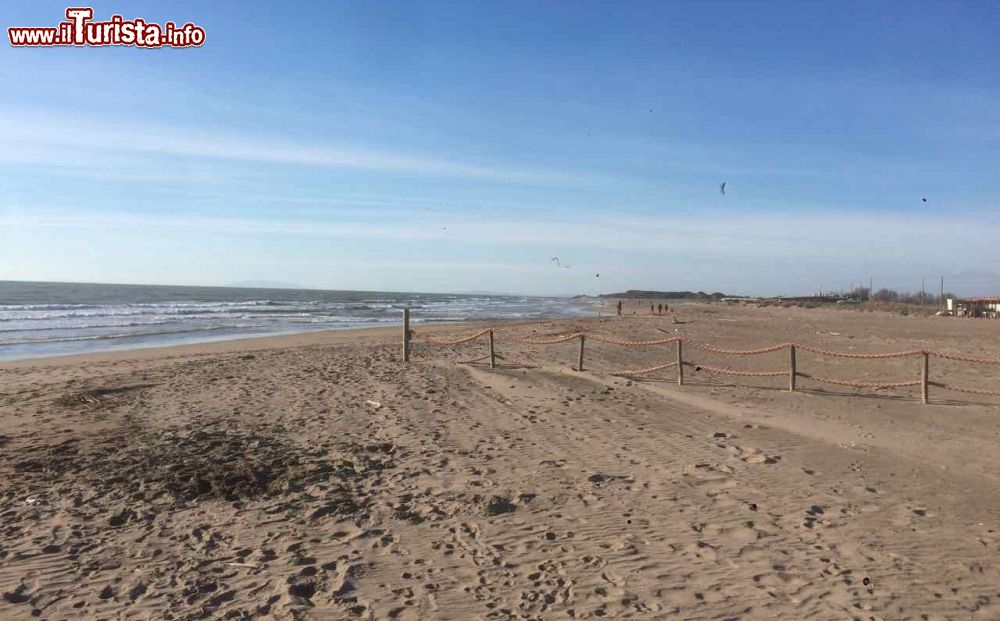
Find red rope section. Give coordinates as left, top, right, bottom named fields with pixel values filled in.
left=797, top=373, right=921, bottom=389
left=685, top=340, right=790, bottom=355
left=609, top=361, right=679, bottom=376
left=928, top=382, right=1000, bottom=397
left=587, top=335, right=680, bottom=347
left=692, top=364, right=786, bottom=378
left=499, top=333, right=584, bottom=345
left=928, top=352, right=1000, bottom=365
left=795, top=345, right=922, bottom=359
left=415, top=329, right=491, bottom=346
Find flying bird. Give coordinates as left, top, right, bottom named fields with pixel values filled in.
left=720, top=182, right=727, bottom=196
left=595, top=273, right=600, bottom=278
left=921, top=198, right=927, bottom=203
left=550, top=257, right=561, bottom=266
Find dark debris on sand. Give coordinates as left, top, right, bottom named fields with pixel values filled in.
left=483, top=495, right=517, bottom=516
left=5, top=420, right=396, bottom=520
left=52, top=384, right=158, bottom=411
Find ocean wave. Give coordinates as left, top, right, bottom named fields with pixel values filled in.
left=0, top=318, right=179, bottom=333
left=0, top=306, right=330, bottom=321
left=0, top=324, right=269, bottom=346
left=0, top=285, right=592, bottom=360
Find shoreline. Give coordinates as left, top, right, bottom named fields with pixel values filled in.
left=0, top=317, right=563, bottom=369
left=0, top=280, right=595, bottom=367
left=0, top=322, right=417, bottom=369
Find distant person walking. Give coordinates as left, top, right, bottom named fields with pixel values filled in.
left=657, top=303, right=662, bottom=314
left=617, top=300, right=622, bottom=316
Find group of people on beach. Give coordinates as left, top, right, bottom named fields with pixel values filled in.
left=614, top=300, right=669, bottom=316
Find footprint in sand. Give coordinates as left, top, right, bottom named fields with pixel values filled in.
left=726, top=445, right=781, bottom=465
left=803, top=504, right=825, bottom=529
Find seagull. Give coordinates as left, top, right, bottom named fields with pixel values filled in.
left=550, top=257, right=561, bottom=266
left=720, top=182, right=727, bottom=196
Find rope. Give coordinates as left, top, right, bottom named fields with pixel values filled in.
left=692, top=364, right=786, bottom=378
left=500, top=332, right=584, bottom=345
left=458, top=354, right=537, bottom=368
left=494, top=353, right=537, bottom=368
left=609, top=361, right=679, bottom=377
left=928, top=382, right=1000, bottom=397
left=414, top=327, right=999, bottom=397
left=928, top=352, right=1000, bottom=365
left=419, top=330, right=997, bottom=365
left=458, top=354, right=491, bottom=364
left=795, top=345, right=922, bottom=359
left=415, top=329, right=491, bottom=346
left=797, top=373, right=921, bottom=390
left=686, top=340, right=790, bottom=355
left=586, top=335, right=680, bottom=347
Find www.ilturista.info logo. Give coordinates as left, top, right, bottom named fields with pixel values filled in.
left=8, top=8, right=205, bottom=48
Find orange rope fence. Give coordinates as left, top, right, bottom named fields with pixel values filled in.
left=609, top=361, right=679, bottom=377
left=685, top=340, right=790, bottom=356
left=416, top=329, right=493, bottom=346
left=692, top=364, right=787, bottom=378
left=795, top=344, right=922, bottom=359
left=928, top=351, right=1000, bottom=365
left=797, top=374, right=922, bottom=390
left=587, top=334, right=680, bottom=347
left=499, top=332, right=585, bottom=345
left=929, top=382, right=1000, bottom=397
left=407, top=325, right=1000, bottom=403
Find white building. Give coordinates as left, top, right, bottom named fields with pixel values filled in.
left=947, top=297, right=1000, bottom=318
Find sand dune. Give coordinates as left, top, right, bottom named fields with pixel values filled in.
left=2, top=303, right=1000, bottom=619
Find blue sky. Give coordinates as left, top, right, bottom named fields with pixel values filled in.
left=1, top=0, right=998, bottom=296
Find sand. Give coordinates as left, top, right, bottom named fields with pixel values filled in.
left=2, top=302, right=1000, bottom=619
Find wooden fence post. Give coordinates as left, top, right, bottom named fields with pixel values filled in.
left=489, top=329, right=496, bottom=370
left=403, top=308, right=410, bottom=363
left=578, top=334, right=586, bottom=371
left=788, top=344, right=796, bottom=392
left=676, top=339, right=684, bottom=386
left=921, top=351, right=929, bottom=404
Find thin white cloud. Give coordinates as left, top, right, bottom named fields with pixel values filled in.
left=5, top=207, right=999, bottom=264
left=0, top=108, right=592, bottom=186
left=5, top=207, right=1000, bottom=296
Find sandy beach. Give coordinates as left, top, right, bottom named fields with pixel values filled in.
left=3, top=302, right=1000, bottom=619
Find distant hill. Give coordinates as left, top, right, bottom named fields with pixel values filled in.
left=598, top=290, right=740, bottom=299
left=226, top=280, right=303, bottom=290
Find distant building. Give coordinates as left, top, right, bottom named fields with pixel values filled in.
left=946, top=297, right=1000, bottom=318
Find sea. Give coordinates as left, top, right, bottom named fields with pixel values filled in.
left=0, top=281, right=592, bottom=362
